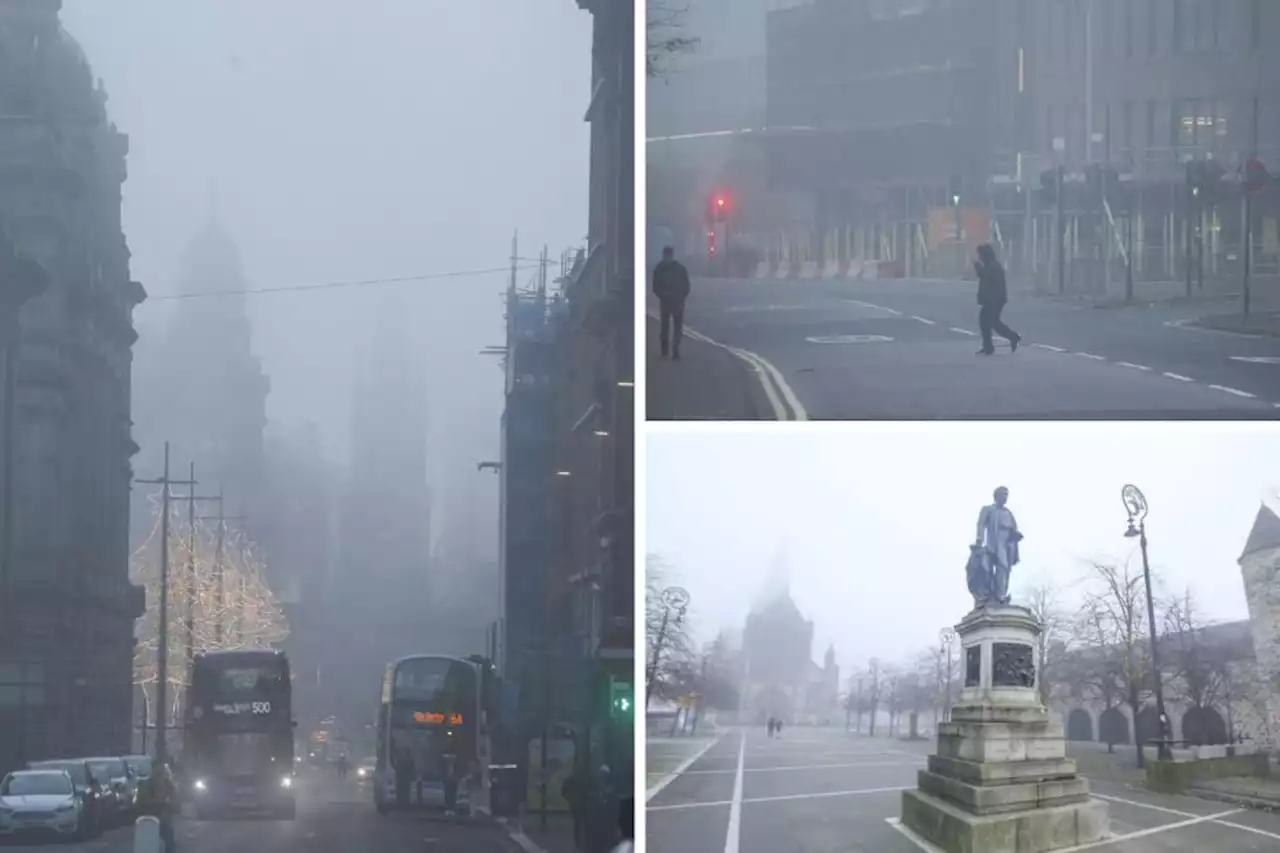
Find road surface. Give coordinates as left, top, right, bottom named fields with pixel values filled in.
left=651, top=278, right=1280, bottom=419
left=646, top=727, right=1280, bottom=853
left=4, top=771, right=538, bottom=853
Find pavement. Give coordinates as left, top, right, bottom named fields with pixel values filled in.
left=646, top=727, right=1280, bottom=853
left=2, top=769, right=543, bottom=853
left=651, top=277, right=1280, bottom=419
left=645, top=315, right=776, bottom=420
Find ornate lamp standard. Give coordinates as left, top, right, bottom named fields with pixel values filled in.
left=646, top=586, right=689, bottom=709
left=1122, top=484, right=1172, bottom=762
left=938, top=627, right=957, bottom=723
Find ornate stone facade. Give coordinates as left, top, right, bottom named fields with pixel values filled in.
left=1045, top=502, right=1280, bottom=753
left=0, top=0, right=144, bottom=771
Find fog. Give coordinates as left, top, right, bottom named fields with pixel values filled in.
left=60, top=0, right=591, bottom=725
left=647, top=424, right=1277, bottom=673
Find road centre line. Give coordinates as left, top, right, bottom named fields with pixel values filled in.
left=910, top=316, right=937, bottom=325
left=950, top=327, right=977, bottom=336
left=1034, top=344, right=1067, bottom=352
left=682, top=760, right=925, bottom=775
left=1163, top=372, right=1195, bottom=382
left=1115, top=361, right=1151, bottom=371
left=650, top=785, right=913, bottom=812
left=1209, top=384, right=1257, bottom=398
left=1075, top=352, right=1107, bottom=360
left=646, top=733, right=723, bottom=802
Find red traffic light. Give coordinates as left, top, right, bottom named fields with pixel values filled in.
left=707, top=191, right=733, bottom=221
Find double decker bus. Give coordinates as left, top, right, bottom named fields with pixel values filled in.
left=184, top=649, right=296, bottom=820
left=373, top=655, right=486, bottom=815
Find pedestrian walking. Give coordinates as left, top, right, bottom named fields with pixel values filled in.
left=973, top=243, right=1020, bottom=356
left=652, top=247, right=691, bottom=360
left=142, top=761, right=179, bottom=853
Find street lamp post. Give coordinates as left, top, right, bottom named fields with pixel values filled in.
left=646, top=586, right=689, bottom=709
left=1122, top=484, right=1172, bottom=762
left=938, top=627, right=957, bottom=724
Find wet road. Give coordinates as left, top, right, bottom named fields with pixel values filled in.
left=4, top=771, right=529, bottom=853
left=650, top=278, right=1280, bottom=419
left=646, top=727, right=1280, bottom=853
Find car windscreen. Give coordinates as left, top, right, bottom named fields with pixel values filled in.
left=30, top=762, right=88, bottom=787
left=2, top=773, right=72, bottom=796
left=124, top=758, right=152, bottom=778
left=88, top=759, right=127, bottom=779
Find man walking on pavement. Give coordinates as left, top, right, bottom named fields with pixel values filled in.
left=652, top=246, right=691, bottom=360
left=974, top=242, right=1021, bottom=356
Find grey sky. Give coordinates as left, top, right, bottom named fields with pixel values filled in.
left=63, top=1, right=591, bottom=551
left=647, top=425, right=1277, bottom=675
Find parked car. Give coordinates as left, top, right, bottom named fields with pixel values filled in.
left=122, top=755, right=154, bottom=808
left=24, top=759, right=109, bottom=835
left=85, top=758, right=139, bottom=819
left=0, top=769, right=86, bottom=840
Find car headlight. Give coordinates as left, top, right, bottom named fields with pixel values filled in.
left=280, top=776, right=293, bottom=789
left=357, top=768, right=366, bottom=778
left=193, top=779, right=207, bottom=792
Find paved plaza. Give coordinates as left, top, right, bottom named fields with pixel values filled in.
left=646, top=727, right=1280, bottom=852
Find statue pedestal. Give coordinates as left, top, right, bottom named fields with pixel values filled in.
left=900, top=605, right=1109, bottom=853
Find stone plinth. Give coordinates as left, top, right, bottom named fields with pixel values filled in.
left=900, top=605, right=1110, bottom=853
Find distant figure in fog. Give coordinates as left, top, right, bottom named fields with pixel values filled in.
left=336, top=753, right=348, bottom=779
left=973, top=243, right=1020, bottom=356
left=653, top=247, right=691, bottom=360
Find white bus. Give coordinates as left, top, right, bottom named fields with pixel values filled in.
left=372, top=655, right=485, bottom=815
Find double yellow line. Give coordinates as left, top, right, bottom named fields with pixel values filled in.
left=648, top=312, right=808, bottom=421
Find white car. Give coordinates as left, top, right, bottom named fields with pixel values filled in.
left=0, top=769, right=85, bottom=840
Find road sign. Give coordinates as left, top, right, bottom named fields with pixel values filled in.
left=1243, top=158, right=1269, bottom=195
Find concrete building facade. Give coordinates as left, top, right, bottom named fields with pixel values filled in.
left=0, top=0, right=145, bottom=772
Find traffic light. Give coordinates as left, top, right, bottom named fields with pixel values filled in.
left=707, top=230, right=717, bottom=258
left=707, top=191, right=732, bottom=222
left=609, top=679, right=634, bottom=722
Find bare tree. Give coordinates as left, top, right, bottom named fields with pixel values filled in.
left=646, top=554, right=696, bottom=705
left=1077, top=557, right=1163, bottom=767
left=865, top=658, right=883, bottom=736
left=1163, top=589, right=1232, bottom=744
left=1017, top=574, right=1074, bottom=704
left=647, top=0, right=700, bottom=80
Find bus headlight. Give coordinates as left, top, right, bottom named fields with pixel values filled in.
left=280, top=776, right=293, bottom=789
left=357, top=768, right=366, bottom=778
left=193, top=779, right=207, bottom=793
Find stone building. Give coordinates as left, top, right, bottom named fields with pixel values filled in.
left=739, top=549, right=839, bottom=723
left=0, top=0, right=144, bottom=771
left=129, top=213, right=269, bottom=544
left=1046, top=502, right=1280, bottom=751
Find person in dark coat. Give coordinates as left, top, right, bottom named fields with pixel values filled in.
left=652, top=247, right=691, bottom=360
left=973, top=243, right=1020, bottom=356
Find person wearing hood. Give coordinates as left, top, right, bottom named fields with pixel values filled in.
left=973, top=243, right=1021, bottom=356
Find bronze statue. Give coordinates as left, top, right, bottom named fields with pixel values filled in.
left=970, top=486, right=1023, bottom=607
